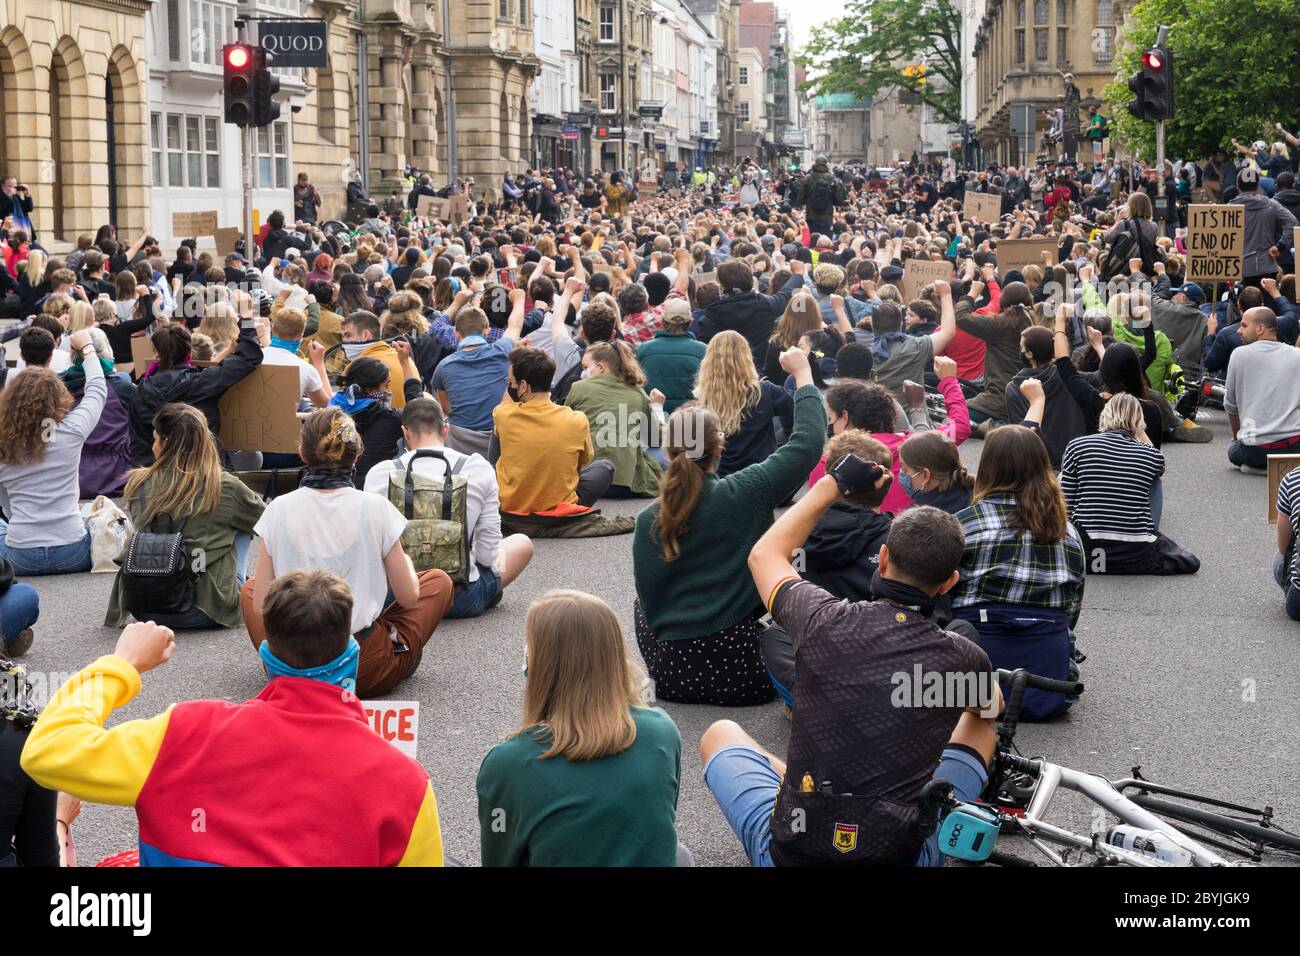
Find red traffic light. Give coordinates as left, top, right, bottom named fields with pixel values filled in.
left=226, top=44, right=251, bottom=70
left=1142, top=50, right=1164, bottom=70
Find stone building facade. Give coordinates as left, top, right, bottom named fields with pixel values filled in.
left=1, top=0, right=150, bottom=243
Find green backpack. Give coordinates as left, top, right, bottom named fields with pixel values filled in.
left=387, top=449, right=471, bottom=584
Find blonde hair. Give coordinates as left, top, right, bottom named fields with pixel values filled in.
left=19, top=249, right=45, bottom=288
left=123, top=403, right=225, bottom=527
left=694, top=329, right=761, bottom=435
left=770, top=290, right=824, bottom=347
left=92, top=297, right=116, bottom=325
left=516, top=590, right=644, bottom=761
left=189, top=332, right=215, bottom=361
left=67, top=300, right=95, bottom=333
left=1098, top=392, right=1148, bottom=440
left=198, top=300, right=239, bottom=352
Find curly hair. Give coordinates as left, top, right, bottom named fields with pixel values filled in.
left=380, top=290, right=428, bottom=337
left=0, top=369, right=75, bottom=465
left=694, top=330, right=761, bottom=435
left=825, top=379, right=896, bottom=433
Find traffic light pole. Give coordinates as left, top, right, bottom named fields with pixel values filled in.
left=1154, top=25, right=1168, bottom=206
left=237, top=19, right=255, bottom=263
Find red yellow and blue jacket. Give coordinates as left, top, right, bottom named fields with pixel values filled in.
left=21, top=655, right=443, bottom=866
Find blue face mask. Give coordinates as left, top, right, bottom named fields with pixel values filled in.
left=259, top=637, right=361, bottom=693
left=270, top=336, right=302, bottom=354
left=898, top=469, right=917, bottom=496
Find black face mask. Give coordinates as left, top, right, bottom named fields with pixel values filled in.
left=1022, top=352, right=1035, bottom=367
left=507, top=385, right=521, bottom=403
left=827, top=419, right=837, bottom=439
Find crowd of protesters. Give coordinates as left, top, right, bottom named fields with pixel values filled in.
left=2, top=126, right=1296, bottom=868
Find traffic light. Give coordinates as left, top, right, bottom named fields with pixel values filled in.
left=252, top=47, right=281, bottom=127
left=1127, top=46, right=1174, bottom=123
left=223, top=43, right=254, bottom=127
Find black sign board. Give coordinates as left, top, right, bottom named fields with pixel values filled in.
left=258, top=19, right=329, bottom=68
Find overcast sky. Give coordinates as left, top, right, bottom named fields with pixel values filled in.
left=784, top=0, right=844, bottom=54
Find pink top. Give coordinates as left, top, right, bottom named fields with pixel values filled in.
left=809, top=375, right=971, bottom=513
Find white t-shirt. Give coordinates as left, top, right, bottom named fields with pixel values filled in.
left=255, top=486, right=407, bottom=634
left=13, top=351, right=73, bottom=377
left=261, top=344, right=323, bottom=399
left=362, top=444, right=501, bottom=582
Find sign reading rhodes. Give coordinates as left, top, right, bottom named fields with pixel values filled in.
left=1186, top=204, right=1245, bottom=283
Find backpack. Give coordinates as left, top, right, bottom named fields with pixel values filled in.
left=1101, top=219, right=1163, bottom=283
left=120, top=511, right=196, bottom=617
left=808, top=176, right=836, bottom=215
left=387, top=449, right=471, bottom=584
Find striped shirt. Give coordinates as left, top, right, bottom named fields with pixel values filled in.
left=1059, top=430, right=1164, bottom=543
left=1277, top=468, right=1300, bottom=587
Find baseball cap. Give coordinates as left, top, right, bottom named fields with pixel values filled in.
left=1173, top=282, right=1205, bottom=303
left=284, top=247, right=301, bottom=260
left=880, top=265, right=904, bottom=283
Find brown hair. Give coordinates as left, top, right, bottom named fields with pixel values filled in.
left=0, top=369, right=74, bottom=464
left=262, top=570, right=353, bottom=668
left=516, top=589, right=645, bottom=760
left=653, top=405, right=723, bottom=560
left=124, top=403, right=225, bottom=526
left=972, top=425, right=1068, bottom=542
left=898, top=430, right=973, bottom=494
left=826, top=431, right=893, bottom=509
left=770, top=290, right=824, bottom=347
left=585, top=340, right=646, bottom=389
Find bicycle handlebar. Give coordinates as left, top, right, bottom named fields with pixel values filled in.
left=995, top=669, right=1084, bottom=754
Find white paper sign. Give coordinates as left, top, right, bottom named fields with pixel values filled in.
left=362, top=700, right=420, bottom=758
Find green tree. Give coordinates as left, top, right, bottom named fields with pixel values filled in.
left=797, top=0, right=961, bottom=125
left=1103, top=0, right=1300, bottom=160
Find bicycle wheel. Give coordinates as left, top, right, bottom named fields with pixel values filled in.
left=1129, top=793, right=1300, bottom=854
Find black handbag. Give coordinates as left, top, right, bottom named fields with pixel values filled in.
left=120, top=512, right=195, bottom=617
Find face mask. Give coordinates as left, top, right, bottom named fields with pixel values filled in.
left=507, top=385, right=521, bottom=402
left=581, top=365, right=596, bottom=380
left=898, top=469, right=917, bottom=496
left=1021, top=352, right=1035, bottom=367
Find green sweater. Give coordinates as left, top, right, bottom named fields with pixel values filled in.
left=105, top=472, right=266, bottom=628
left=566, top=372, right=663, bottom=496
left=476, top=706, right=681, bottom=866
left=633, top=383, right=825, bottom=640
left=1112, top=318, right=1174, bottom=398
left=637, top=330, right=706, bottom=414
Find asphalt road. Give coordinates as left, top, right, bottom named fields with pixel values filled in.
left=12, top=406, right=1300, bottom=867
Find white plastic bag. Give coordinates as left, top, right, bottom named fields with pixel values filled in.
left=82, top=496, right=133, bottom=573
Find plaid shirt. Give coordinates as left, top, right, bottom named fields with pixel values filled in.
left=621, top=305, right=665, bottom=347
left=952, top=494, right=1086, bottom=626
left=428, top=314, right=503, bottom=351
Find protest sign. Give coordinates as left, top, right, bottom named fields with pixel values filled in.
left=416, top=194, right=446, bottom=220
left=693, top=270, right=717, bottom=287
left=172, top=210, right=219, bottom=237
left=1186, top=204, right=1245, bottom=283
left=901, top=258, right=954, bottom=301
left=963, top=191, right=1002, bottom=224
left=129, top=335, right=156, bottom=372
left=214, top=227, right=242, bottom=257
left=997, top=239, right=1057, bottom=273
left=217, top=364, right=302, bottom=454
left=361, top=701, right=420, bottom=758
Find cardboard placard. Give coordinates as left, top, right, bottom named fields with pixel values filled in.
left=449, top=193, right=468, bottom=224
left=996, top=239, right=1057, bottom=274
left=693, top=270, right=718, bottom=287
left=591, top=261, right=614, bottom=275
left=962, top=191, right=1002, bottom=224
left=129, top=335, right=156, bottom=371
left=217, top=364, right=303, bottom=454
left=900, top=258, right=955, bottom=302
left=1186, top=204, right=1245, bottom=283
left=172, top=210, right=219, bottom=238
left=361, top=701, right=420, bottom=758
left=1268, top=455, right=1300, bottom=523
left=214, top=227, right=242, bottom=257
left=416, top=194, right=444, bottom=220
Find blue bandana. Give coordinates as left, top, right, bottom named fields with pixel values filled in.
left=458, top=334, right=487, bottom=349
left=871, top=330, right=910, bottom=365
left=259, top=636, right=360, bottom=692
left=329, top=390, right=377, bottom=415
left=270, top=336, right=302, bottom=354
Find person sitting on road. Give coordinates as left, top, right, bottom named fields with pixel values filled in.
left=1060, top=393, right=1199, bottom=576
left=631, top=349, right=823, bottom=707
left=637, top=297, right=705, bottom=414
left=23, top=571, right=445, bottom=865
left=328, top=347, right=425, bottom=487
left=1272, top=464, right=1300, bottom=621
left=810, top=355, right=970, bottom=512
left=1224, top=306, right=1300, bottom=474
left=697, top=257, right=807, bottom=369
left=59, top=326, right=133, bottom=498
left=364, top=397, right=533, bottom=618
left=128, top=315, right=263, bottom=467
left=897, top=429, right=975, bottom=514
left=695, top=330, right=793, bottom=477
left=242, top=407, right=454, bottom=697
left=1005, top=325, right=1088, bottom=469
left=871, top=281, right=958, bottom=405
left=477, top=590, right=683, bottom=866
left=951, top=425, right=1085, bottom=720
left=565, top=341, right=664, bottom=497
left=704, top=485, right=999, bottom=867
left=431, top=296, right=525, bottom=457
left=955, top=278, right=1034, bottom=430
left=336, top=309, right=407, bottom=409
left=0, top=329, right=105, bottom=576
left=106, top=403, right=265, bottom=630
left=260, top=307, right=332, bottom=408
left=491, top=346, right=615, bottom=513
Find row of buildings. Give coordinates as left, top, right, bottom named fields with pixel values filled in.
left=1, top=0, right=810, bottom=251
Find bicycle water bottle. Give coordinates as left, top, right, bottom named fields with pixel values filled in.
left=1105, top=825, right=1193, bottom=865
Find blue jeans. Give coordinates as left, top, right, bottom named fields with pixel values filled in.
left=446, top=564, right=501, bottom=619
left=0, top=518, right=92, bottom=575
left=1272, top=553, right=1300, bottom=621
left=0, top=582, right=39, bottom=645
left=704, top=744, right=988, bottom=867
left=1149, top=477, right=1163, bottom=531
left=1228, top=437, right=1300, bottom=470
left=148, top=532, right=252, bottom=631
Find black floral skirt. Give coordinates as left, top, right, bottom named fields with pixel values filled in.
left=633, top=600, right=777, bottom=706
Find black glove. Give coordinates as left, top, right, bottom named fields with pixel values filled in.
left=827, top=453, right=887, bottom=497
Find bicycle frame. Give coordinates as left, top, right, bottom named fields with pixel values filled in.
left=1010, top=760, right=1229, bottom=867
